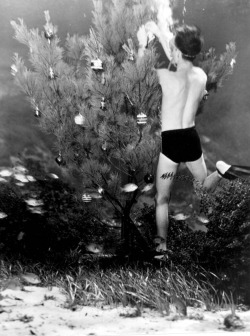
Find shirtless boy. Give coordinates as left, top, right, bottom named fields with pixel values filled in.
left=138, top=22, right=235, bottom=253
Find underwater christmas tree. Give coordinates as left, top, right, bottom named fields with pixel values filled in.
left=10, top=0, right=237, bottom=254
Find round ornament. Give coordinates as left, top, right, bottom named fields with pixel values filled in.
left=55, top=153, right=64, bottom=166
left=144, top=173, right=154, bottom=184
left=74, top=113, right=85, bottom=125
left=136, top=112, right=147, bottom=125
left=44, top=29, right=54, bottom=43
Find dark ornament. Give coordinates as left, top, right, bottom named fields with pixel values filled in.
left=48, top=67, right=58, bottom=80
left=100, top=97, right=107, bottom=111
left=34, top=106, right=41, bottom=118
left=55, top=153, right=65, bottom=166
left=144, top=173, right=154, bottom=184
left=44, top=29, right=54, bottom=43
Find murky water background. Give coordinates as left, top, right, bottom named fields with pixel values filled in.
left=0, top=0, right=250, bottom=168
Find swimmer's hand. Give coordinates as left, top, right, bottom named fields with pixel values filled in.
left=145, top=21, right=161, bottom=38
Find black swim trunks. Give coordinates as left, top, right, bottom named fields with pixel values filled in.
left=161, top=126, right=202, bottom=164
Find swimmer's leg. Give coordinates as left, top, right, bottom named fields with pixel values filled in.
left=186, top=154, right=221, bottom=192
left=155, top=153, right=179, bottom=252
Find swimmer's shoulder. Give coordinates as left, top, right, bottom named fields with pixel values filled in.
left=192, top=66, right=207, bottom=84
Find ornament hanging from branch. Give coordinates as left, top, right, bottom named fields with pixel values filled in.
left=82, top=193, right=92, bottom=202
left=44, top=28, right=54, bottom=44
left=122, top=38, right=135, bottom=61
left=144, top=173, right=154, bottom=184
left=48, top=67, right=58, bottom=80
left=74, top=113, right=85, bottom=126
left=101, top=141, right=107, bottom=151
left=11, top=64, right=18, bottom=76
left=55, top=152, right=65, bottom=166
left=100, top=97, right=107, bottom=111
left=137, top=112, right=147, bottom=125
left=91, top=58, right=103, bottom=71
left=34, top=105, right=41, bottom=118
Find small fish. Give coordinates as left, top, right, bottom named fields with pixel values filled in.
left=141, top=183, right=154, bottom=193
left=171, top=213, right=190, bottom=221
left=17, top=231, right=25, bottom=241
left=120, top=183, right=138, bottom=192
left=86, top=243, right=103, bottom=254
left=0, top=169, right=12, bottom=177
left=25, top=199, right=44, bottom=207
left=28, top=207, right=44, bottom=214
left=27, top=175, right=36, bottom=182
left=20, top=272, right=41, bottom=284
left=14, top=165, right=28, bottom=174
left=48, top=173, right=59, bottom=179
left=15, top=182, right=25, bottom=187
left=0, top=212, right=8, bottom=219
left=88, top=192, right=102, bottom=199
left=4, top=277, right=23, bottom=291
left=14, top=173, right=29, bottom=183
left=196, top=215, right=209, bottom=224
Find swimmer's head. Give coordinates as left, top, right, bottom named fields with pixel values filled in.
left=173, top=25, right=204, bottom=62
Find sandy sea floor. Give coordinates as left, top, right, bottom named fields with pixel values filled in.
left=0, top=285, right=249, bottom=336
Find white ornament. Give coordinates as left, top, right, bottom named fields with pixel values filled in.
left=74, top=113, right=85, bottom=125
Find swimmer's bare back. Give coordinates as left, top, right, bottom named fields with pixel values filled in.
left=157, top=65, right=207, bottom=131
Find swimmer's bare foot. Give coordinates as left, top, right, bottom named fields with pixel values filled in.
left=216, top=161, right=238, bottom=180
left=153, top=236, right=167, bottom=252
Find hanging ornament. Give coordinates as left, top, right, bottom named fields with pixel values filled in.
left=202, top=90, right=209, bottom=101
left=101, top=72, right=106, bottom=85
left=91, top=58, right=103, bottom=71
left=101, top=141, right=107, bottom=151
left=98, top=187, right=104, bottom=194
left=122, top=38, right=135, bottom=61
left=44, top=28, right=54, bottom=44
left=55, top=152, right=64, bottom=166
left=34, top=105, right=41, bottom=118
left=11, top=64, right=18, bottom=76
left=74, top=113, right=85, bottom=125
left=48, top=67, right=57, bottom=80
left=144, top=173, right=154, bottom=184
left=100, top=97, right=107, bottom=111
left=82, top=193, right=92, bottom=202
left=137, top=112, right=147, bottom=125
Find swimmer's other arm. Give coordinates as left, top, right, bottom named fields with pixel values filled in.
left=145, top=21, right=175, bottom=70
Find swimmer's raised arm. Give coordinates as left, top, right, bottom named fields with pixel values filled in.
left=145, top=21, right=173, bottom=61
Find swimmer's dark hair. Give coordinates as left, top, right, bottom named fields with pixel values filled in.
left=174, top=24, right=204, bottom=61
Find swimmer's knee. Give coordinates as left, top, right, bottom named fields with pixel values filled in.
left=155, top=192, right=171, bottom=205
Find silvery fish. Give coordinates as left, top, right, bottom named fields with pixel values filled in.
left=0, top=169, right=12, bottom=177
left=0, top=212, right=8, bottom=219
left=196, top=215, right=209, bottom=224
left=20, top=272, right=41, bottom=284
left=171, top=213, right=190, bottom=221
left=120, top=183, right=138, bottom=192
left=25, top=199, right=44, bottom=207
left=14, top=173, right=29, bottom=183
left=88, top=192, right=102, bottom=199
left=141, top=183, right=154, bottom=193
